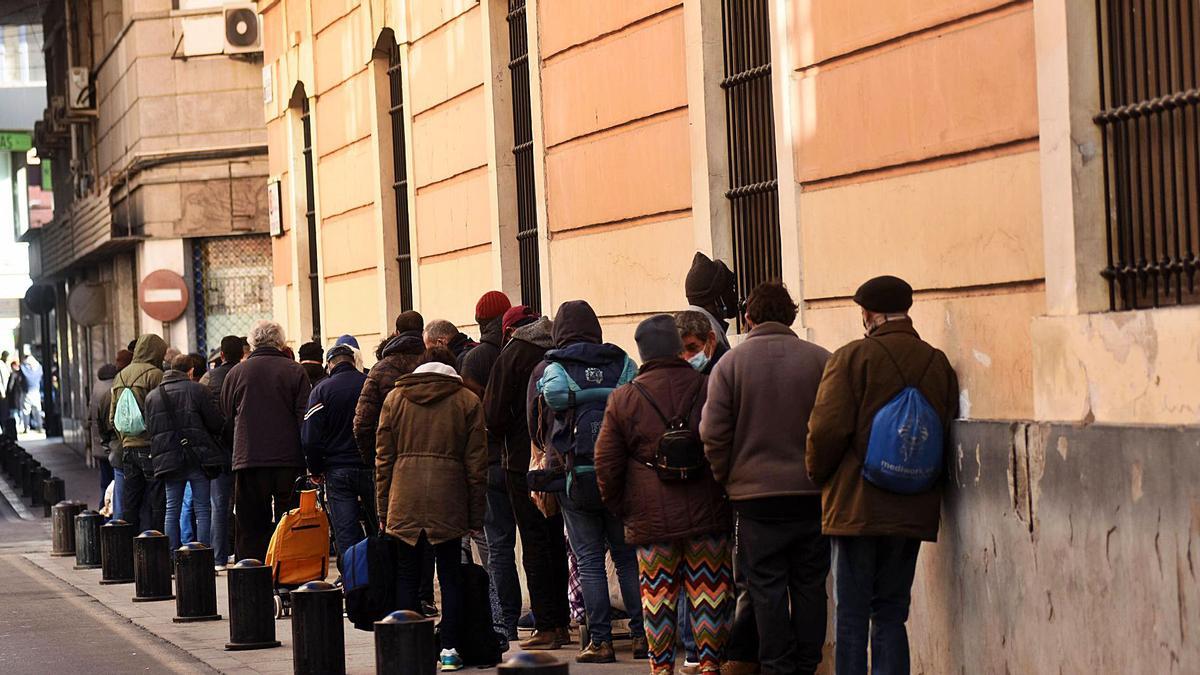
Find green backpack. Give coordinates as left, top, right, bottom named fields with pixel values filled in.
left=113, top=387, right=146, bottom=437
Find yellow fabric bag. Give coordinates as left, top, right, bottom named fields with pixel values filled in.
left=265, top=489, right=330, bottom=586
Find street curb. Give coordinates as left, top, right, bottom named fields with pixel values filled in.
left=0, top=471, right=36, bottom=521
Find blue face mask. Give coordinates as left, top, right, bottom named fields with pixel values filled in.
left=688, top=351, right=709, bottom=372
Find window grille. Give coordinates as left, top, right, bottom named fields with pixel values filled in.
left=507, top=0, right=541, bottom=312
left=387, top=41, right=415, bottom=311
left=193, top=235, right=274, bottom=357
left=301, top=95, right=322, bottom=341
left=721, top=0, right=782, bottom=302
left=1095, top=0, right=1200, bottom=309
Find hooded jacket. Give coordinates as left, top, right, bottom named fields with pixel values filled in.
left=92, top=364, right=119, bottom=465
left=354, top=330, right=425, bottom=465
left=109, top=334, right=168, bottom=451
left=700, top=321, right=830, bottom=501
left=221, top=347, right=311, bottom=470
left=459, top=315, right=504, bottom=464
left=302, top=361, right=369, bottom=474
left=594, top=359, right=731, bottom=545
left=482, top=317, right=553, bottom=472
left=144, top=370, right=225, bottom=479
left=374, top=368, right=487, bottom=546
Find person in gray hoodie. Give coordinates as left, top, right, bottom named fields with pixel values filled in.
left=699, top=282, right=832, bottom=675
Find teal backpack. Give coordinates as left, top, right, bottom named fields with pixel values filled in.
left=113, top=387, right=146, bottom=437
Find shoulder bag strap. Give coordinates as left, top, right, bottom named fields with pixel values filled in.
left=630, top=381, right=672, bottom=427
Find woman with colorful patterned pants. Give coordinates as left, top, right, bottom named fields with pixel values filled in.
left=593, top=315, right=736, bottom=672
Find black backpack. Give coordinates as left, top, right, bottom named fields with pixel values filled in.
left=631, top=380, right=707, bottom=482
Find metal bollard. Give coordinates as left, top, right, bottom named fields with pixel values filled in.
left=291, top=580, right=345, bottom=675
left=31, top=468, right=50, bottom=508
left=16, top=457, right=31, bottom=496
left=497, top=652, right=571, bottom=674
left=132, top=530, right=175, bottom=602
left=42, top=477, right=65, bottom=517
left=23, top=460, right=41, bottom=500
left=375, top=610, right=436, bottom=675
left=74, top=510, right=104, bottom=569
left=173, top=543, right=221, bottom=622
left=225, top=559, right=281, bottom=651
left=50, top=501, right=85, bottom=556
left=100, top=519, right=136, bottom=584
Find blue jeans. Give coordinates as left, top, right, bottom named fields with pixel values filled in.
left=111, top=467, right=125, bottom=521
left=165, top=468, right=212, bottom=552
left=833, top=536, right=921, bottom=675
left=210, top=471, right=233, bottom=565
left=559, top=471, right=643, bottom=644
left=180, top=483, right=195, bottom=544
left=324, top=466, right=375, bottom=571
left=484, top=463, right=521, bottom=637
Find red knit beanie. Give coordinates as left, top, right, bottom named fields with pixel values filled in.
left=475, top=290, right=512, bottom=322
left=501, top=305, right=537, bottom=335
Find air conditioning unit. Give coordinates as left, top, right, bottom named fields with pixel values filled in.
left=67, top=67, right=95, bottom=112
left=224, top=4, right=262, bottom=55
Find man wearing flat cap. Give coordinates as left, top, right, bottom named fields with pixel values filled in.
left=805, top=275, right=959, bottom=675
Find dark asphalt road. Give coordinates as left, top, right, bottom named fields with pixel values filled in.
left=0, top=438, right=212, bottom=674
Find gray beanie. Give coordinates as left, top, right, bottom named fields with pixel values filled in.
left=634, top=314, right=683, bottom=363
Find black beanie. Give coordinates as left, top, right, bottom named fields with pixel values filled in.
left=635, top=314, right=683, bottom=362
left=853, top=276, right=914, bottom=313
left=685, top=252, right=733, bottom=306
left=298, top=341, right=324, bottom=362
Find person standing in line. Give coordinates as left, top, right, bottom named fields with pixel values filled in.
left=483, top=307, right=572, bottom=650
left=110, top=335, right=169, bottom=534
left=424, top=319, right=477, bottom=363
left=674, top=310, right=726, bottom=376
left=806, top=276, right=958, bottom=675
left=595, top=315, right=733, bottom=674
left=375, top=347, right=487, bottom=672
left=700, top=282, right=831, bottom=675
left=532, top=300, right=646, bottom=663
left=6, top=360, right=24, bottom=433
left=91, top=362, right=120, bottom=513
left=302, top=342, right=373, bottom=570
left=202, top=336, right=243, bottom=569
left=145, top=354, right=224, bottom=552
left=460, top=291, right=526, bottom=642
left=221, top=320, right=312, bottom=561
left=683, top=252, right=738, bottom=354
left=298, top=341, right=327, bottom=387
left=355, top=311, right=425, bottom=467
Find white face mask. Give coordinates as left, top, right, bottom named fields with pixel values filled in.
left=688, top=351, right=710, bottom=372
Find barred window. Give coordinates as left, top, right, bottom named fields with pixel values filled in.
left=721, top=0, right=782, bottom=303
left=300, top=93, right=322, bottom=341
left=507, top=0, right=541, bottom=312
left=1095, top=0, right=1200, bottom=309
left=387, top=40, right=415, bottom=312
left=192, top=235, right=273, bottom=357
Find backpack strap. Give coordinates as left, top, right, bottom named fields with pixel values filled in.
left=631, top=379, right=704, bottom=428
left=869, top=337, right=939, bottom=390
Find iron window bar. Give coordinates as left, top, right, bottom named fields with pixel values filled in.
left=508, top=0, right=541, bottom=313
left=388, top=41, right=415, bottom=312
left=301, top=95, right=322, bottom=342
left=1094, top=0, right=1200, bottom=310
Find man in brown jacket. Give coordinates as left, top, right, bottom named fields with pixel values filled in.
left=699, top=282, right=832, bottom=675
left=375, top=347, right=487, bottom=670
left=354, top=310, right=424, bottom=465
left=806, top=275, right=958, bottom=675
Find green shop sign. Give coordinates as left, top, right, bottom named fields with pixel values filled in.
left=0, top=131, right=32, bottom=152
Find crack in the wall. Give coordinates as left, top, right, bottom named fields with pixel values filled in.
left=1106, top=525, right=1118, bottom=565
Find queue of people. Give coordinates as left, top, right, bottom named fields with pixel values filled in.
left=87, top=250, right=958, bottom=675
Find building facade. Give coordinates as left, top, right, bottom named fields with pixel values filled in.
left=264, top=0, right=1197, bottom=670
left=29, top=0, right=273, bottom=450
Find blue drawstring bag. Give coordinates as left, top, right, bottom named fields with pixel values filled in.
left=862, top=343, right=944, bottom=494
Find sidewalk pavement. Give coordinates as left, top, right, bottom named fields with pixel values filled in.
left=10, top=438, right=654, bottom=674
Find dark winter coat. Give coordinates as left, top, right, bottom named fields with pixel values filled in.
left=594, top=359, right=730, bottom=546
left=700, top=322, right=831, bottom=501
left=221, top=347, right=311, bottom=471
left=375, top=369, right=487, bottom=546
left=201, top=361, right=237, bottom=455
left=144, top=370, right=225, bottom=479
left=806, top=318, right=959, bottom=542
left=448, top=332, right=477, bottom=363
left=482, top=317, right=553, bottom=472
left=301, top=362, right=327, bottom=388
left=354, top=330, right=424, bottom=465
left=302, top=361, right=369, bottom=474
left=459, top=317, right=503, bottom=463
left=109, top=334, right=168, bottom=451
